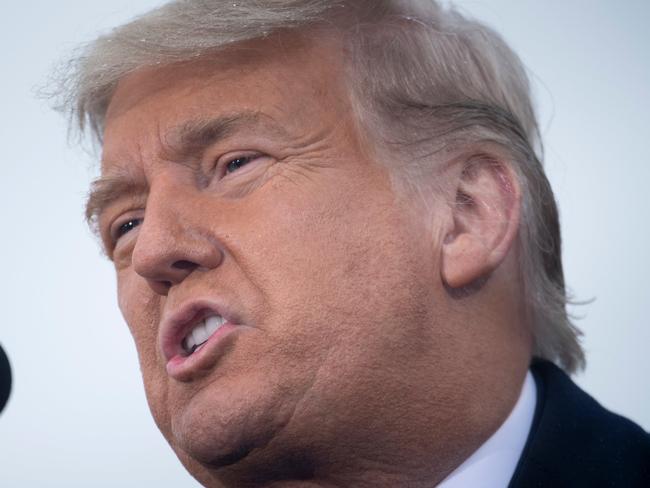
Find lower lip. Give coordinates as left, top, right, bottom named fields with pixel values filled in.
left=166, top=322, right=240, bottom=381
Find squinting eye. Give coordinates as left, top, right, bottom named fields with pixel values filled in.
left=225, top=154, right=258, bottom=174
left=115, top=218, right=142, bottom=240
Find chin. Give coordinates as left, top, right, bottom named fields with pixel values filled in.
left=166, top=375, right=298, bottom=469
left=171, top=412, right=255, bottom=468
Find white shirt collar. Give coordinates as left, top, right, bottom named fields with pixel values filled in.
left=437, top=371, right=537, bottom=488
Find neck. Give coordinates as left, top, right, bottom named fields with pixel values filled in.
left=198, top=351, right=530, bottom=487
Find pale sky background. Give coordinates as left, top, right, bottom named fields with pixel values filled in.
left=0, top=1, right=648, bottom=486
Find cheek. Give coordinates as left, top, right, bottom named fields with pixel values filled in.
left=240, top=173, right=429, bottom=341
left=117, top=271, right=158, bottom=347
left=117, top=271, right=168, bottom=417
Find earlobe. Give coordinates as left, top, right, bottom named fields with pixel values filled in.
left=441, top=154, right=521, bottom=290
left=442, top=233, right=492, bottom=289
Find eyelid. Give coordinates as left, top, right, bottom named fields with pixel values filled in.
left=114, top=218, right=142, bottom=240
left=108, top=210, right=144, bottom=245
left=215, top=150, right=266, bottom=177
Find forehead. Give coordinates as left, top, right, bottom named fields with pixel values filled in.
left=101, top=32, right=351, bottom=171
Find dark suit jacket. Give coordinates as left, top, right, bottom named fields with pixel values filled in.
left=508, top=360, right=650, bottom=487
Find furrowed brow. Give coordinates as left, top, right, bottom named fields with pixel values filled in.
left=86, top=112, right=286, bottom=230
left=164, top=111, right=287, bottom=160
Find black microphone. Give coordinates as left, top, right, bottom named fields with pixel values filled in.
left=0, top=344, right=11, bottom=414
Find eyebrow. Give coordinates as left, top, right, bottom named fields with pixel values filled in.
left=85, top=170, right=148, bottom=229
left=164, top=111, right=282, bottom=160
left=85, top=111, right=287, bottom=227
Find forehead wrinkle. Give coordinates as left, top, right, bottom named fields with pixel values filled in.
left=160, top=111, right=289, bottom=162
left=87, top=111, right=290, bottom=224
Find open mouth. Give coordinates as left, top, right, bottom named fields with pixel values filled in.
left=162, top=301, right=247, bottom=380
left=182, top=315, right=227, bottom=355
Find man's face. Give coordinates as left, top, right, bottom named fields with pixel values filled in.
left=98, top=36, right=450, bottom=478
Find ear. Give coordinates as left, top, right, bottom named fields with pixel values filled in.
left=441, top=154, right=521, bottom=290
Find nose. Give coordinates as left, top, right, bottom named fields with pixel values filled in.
left=131, top=184, right=224, bottom=296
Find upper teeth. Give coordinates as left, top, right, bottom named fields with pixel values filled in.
left=182, top=315, right=225, bottom=354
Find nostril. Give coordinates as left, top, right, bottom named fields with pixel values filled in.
left=172, top=260, right=198, bottom=271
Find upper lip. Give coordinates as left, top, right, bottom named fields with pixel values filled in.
left=159, top=298, right=238, bottom=362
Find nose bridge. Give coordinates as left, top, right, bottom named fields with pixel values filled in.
left=132, top=175, right=223, bottom=292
